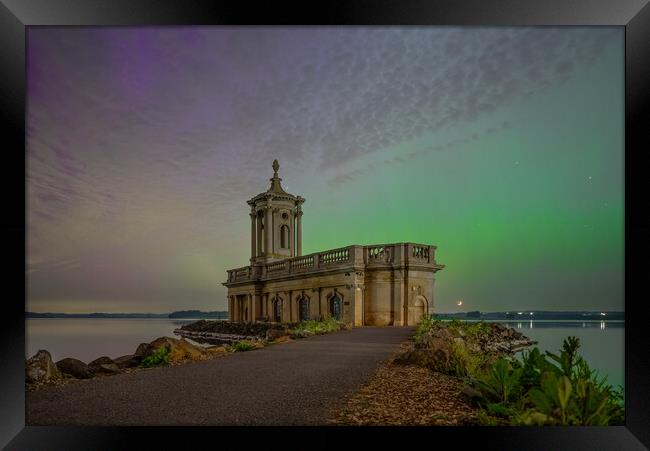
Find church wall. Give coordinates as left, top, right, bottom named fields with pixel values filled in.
left=363, top=269, right=395, bottom=326
left=225, top=256, right=440, bottom=327
left=404, top=269, right=436, bottom=325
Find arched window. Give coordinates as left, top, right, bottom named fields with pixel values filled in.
left=273, top=298, right=283, bottom=323
left=298, top=296, right=310, bottom=321
left=329, top=295, right=342, bottom=320
left=280, top=225, right=290, bottom=249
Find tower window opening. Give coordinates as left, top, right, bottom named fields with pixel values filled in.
left=280, top=225, right=290, bottom=249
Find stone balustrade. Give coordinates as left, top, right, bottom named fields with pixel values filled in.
left=225, top=242, right=438, bottom=284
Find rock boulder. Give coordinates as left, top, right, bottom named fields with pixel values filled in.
left=114, top=354, right=141, bottom=369
left=134, top=343, right=154, bottom=358
left=26, top=350, right=62, bottom=383
left=148, top=336, right=207, bottom=362
left=97, top=363, right=120, bottom=374
left=88, top=356, right=114, bottom=370
left=56, top=358, right=93, bottom=379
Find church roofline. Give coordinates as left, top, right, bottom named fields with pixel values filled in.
left=224, top=242, right=443, bottom=286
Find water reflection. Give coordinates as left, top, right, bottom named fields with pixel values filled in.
left=505, top=320, right=622, bottom=330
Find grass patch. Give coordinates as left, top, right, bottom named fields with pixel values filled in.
left=226, top=341, right=257, bottom=352
left=289, top=317, right=345, bottom=336
left=140, top=346, right=171, bottom=368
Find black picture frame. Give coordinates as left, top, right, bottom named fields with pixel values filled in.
left=2, top=0, right=648, bottom=449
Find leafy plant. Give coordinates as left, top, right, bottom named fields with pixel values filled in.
left=545, top=336, right=582, bottom=378
left=227, top=341, right=256, bottom=352
left=471, top=337, right=626, bottom=426
left=518, top=347, right=560, bottom=389
left=448, top=340, right=486, bottom=378
left=474, top=358, right=523, bottom=404
left=414, top=314, right=439, bottom=343
left=140, top=346, right=171, bottom=368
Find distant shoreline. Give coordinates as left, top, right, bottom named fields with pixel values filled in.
left=25, top=310, right=228, bottom=320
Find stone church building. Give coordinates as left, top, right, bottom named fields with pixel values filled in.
left=223, top=160, right=445, bottom=327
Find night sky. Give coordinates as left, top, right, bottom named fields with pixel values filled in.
left=26, top=27, right=624, bottom=314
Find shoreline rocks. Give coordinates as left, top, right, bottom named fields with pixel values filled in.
left=88, top=356, right=120, bottom=374
left=25, top=334, right=221, bottom=390
left=176, top=320, right=293, bottom=345
left=55, top=358, right=93, bottom=379
left=26, top=350, right=62, bottom=384
left=396, top=321, right=537, bottom=372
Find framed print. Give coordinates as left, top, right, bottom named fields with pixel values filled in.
left=1, top=0, right=649, bottom=449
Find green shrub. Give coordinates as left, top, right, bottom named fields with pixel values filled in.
left=289, top=317, right=344, bottom=336
left=140, top=346, right=171, bottom=368
left=470, top=336, right=624, bottom=426
left=227, top=341, right=256, bottom=352
left=448, top=340, right=486, bottom=378
left=474, top=358, right=524, bottom=404
left=414, top=314, right=439, bottom=343
left=518, top=347, right=560, bottom=389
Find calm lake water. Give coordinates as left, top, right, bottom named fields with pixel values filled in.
left=26, top=318, right=201, bottom=363
left=26, top=318, right=624, bottom=389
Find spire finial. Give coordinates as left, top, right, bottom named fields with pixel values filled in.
left=272, top=159, right=279, bottom=176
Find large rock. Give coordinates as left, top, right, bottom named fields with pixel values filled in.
left=148, top=336, right=207, bottom=362
left=114, top=355, right=140, bottom=369
left=56, top=358, right=93, bottom=379
left=88, top=356, right=114, bottom=370
left=97, top=363, right=120, bottom=374
left=179, top=320, right=292, bottom=340
left=89, top=356, right=121, bottom=374
left=134, top=343, right=154, bottom=358
left=26, top=350, right=62, bottom=383
left=427, top=337, right=452, bottom=364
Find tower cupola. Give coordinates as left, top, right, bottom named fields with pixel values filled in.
left=247, top=160, right=304, bottom=263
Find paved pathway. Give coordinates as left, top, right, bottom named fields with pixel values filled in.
left=26, top=327, right=414, bottom=425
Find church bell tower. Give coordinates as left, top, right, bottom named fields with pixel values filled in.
left=247, top=160, right=304, bottom=264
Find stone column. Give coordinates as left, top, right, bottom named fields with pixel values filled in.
left=392, top=269, right=406, bottom=326
left=354, top=286, right=363, bottom=327
left=250, top=209, right=257, bottom=261
left=296, top=209, right=303, bottom=257
left=232, top=296, right=238, bottom=322
left=257, top=211, right=263, bottom=257
left=287, top=291, right=293, bottom=322
left=265, top=206, right=273, bottom=256
left=317, top=288, right=322, bottom=317
left=252, top=293, right=260, bottom=323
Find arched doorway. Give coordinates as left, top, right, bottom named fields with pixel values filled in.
left=298, top=296, right=310, bottom=321
left=272, top=297, right=283, bottom=323
left=329, top=295, right=342, bottom=320
left=408, top=295, right=427, bottom=325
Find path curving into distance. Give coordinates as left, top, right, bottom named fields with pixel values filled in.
left=26, top=327, right=414, bottom=425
